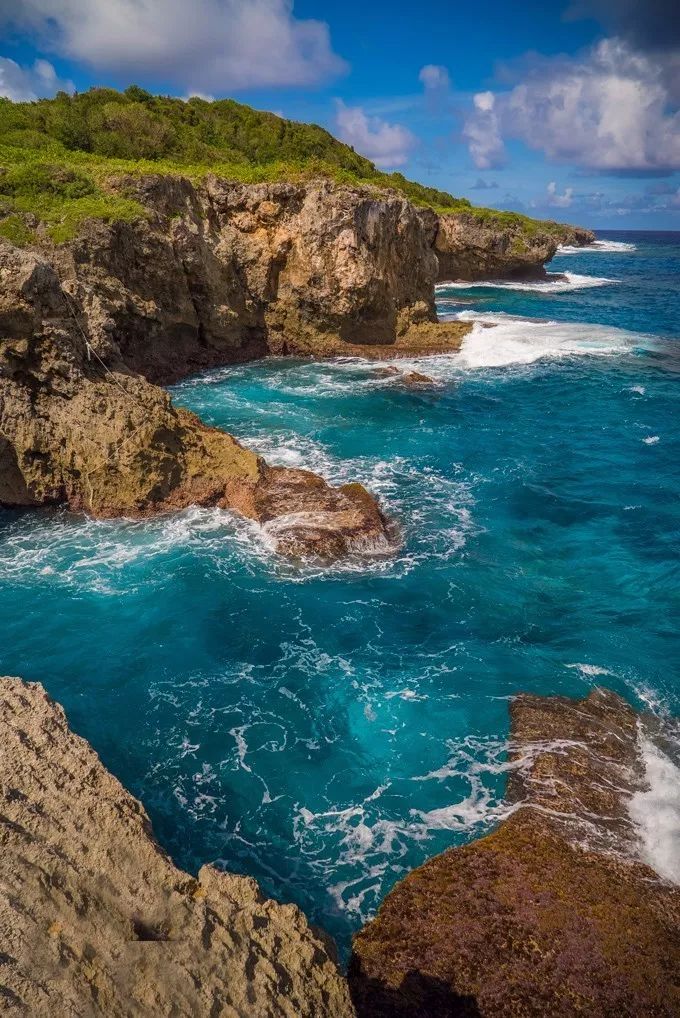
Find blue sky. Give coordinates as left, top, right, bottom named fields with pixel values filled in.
left=1, top=0, right=679, bottom=228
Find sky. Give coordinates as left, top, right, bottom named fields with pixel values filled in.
left=1, top=0, right=679, bottom=229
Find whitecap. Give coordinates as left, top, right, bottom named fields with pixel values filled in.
left=642, top=435, right=660, bottom=445
left=452, top=311, right=638, bottom=369
left=557, top=240, right=637, bottom=254
left=565, top=662, right=614, bottom=678
left=437, top=271, right=618, bottom=294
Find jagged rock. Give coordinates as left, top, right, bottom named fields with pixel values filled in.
left=349, top=689, right=680, bottom=1017
left=0, top=176, right=591, bottom=554
left=0, top=676, right=356, bottom=1017
left=429, top=210, right=595, bottom=282
left=0, top=243, right=391, bottom=559
left=61, top=175, right=468, bottom=383
left=400, top=371, right=435, bottom=387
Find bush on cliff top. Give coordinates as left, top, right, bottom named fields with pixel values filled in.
left=0, top=88, right=563, bottom=243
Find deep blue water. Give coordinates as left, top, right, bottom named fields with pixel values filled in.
left=1, top=231, right=678, bottom=957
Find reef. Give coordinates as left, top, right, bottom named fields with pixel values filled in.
left=349, top=688, right=680, bottom=1017
left=0, top=676, right=356, bottom=1017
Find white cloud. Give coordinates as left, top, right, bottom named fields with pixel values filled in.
left=546, top=181, right=574, bottom=207
left=463, top=91, right=505, bottom=169
left=0, top=55, right=73, bottom=100
left=334, top=100, right=417, bottom=168
left=463, top=38, right=680, bottom=172
left=419, top=64, right=450, bottom=91
left=0, top=0, right=347, bottom=92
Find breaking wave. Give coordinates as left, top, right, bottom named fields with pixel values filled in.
left=557, top=240, right=637, bottom=254
left=452, top=310, right=640, bottom=368
left=437, top=271, right=619, bottom=293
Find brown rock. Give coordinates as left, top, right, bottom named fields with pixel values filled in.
left=429, top=211, right=595, bottom=283
left=401, top=371, right=435, bottom=387
left=350, top=689, right=680, bottom=1017
left=0, top=676, right=355, bottom=1018
left=0, top=242, right=391, bottom=559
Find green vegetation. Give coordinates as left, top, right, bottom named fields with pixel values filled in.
left=0, top=87, right=561, bottom=243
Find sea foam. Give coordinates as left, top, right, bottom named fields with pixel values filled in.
left=629, top=733, right=680, bottom=883
left=437, top=271, right=618, bottom=294
left=452, top=311, right=637, bottom=368
left=557, top=240, right=637, bottom=254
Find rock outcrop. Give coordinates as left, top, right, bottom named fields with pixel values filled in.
left=57, top=175, right=468, bottom=385
left=350, top=689, right=680, bottom=1017
left=0, top=174, right=593, bottom=551
left=0, top=240, right=392, bottom=559
left=0, top=676, right=356, bottom=1017
left=428, top=210, right=595, bottom=282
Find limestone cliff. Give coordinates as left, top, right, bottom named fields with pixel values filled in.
left=56, top=175, right=468, bottom=385
left=0, top=242, right=391, bottom=559
left=427, top=209, right=595, bottom=282
left=350, top=689, right=680, bottom=1017
left=0, top=174, right=592, bottom=551
left=0, top=676, right=355, bottom=1017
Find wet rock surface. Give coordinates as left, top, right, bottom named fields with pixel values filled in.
left=350, top=688, right=680, bottom=1017
left=0, top=676, right=356, bottom=1017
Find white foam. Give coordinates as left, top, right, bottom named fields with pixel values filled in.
left=629, top=734, right=680, bottom=883
left=453, top=311, right=637, bottom=368
left=566, top=662, right=614, bottom=678
left=642, top=435, right=660, bottom=445
left=438, top=271, right=618, bottom=294
left=557, top=240, right=637, bottom=254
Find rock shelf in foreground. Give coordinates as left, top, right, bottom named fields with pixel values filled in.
left=0, top=677, right=355, bottom=1017
left=349, top=689, right=680, bottom=1017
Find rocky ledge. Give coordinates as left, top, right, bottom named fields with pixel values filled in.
left=350, top=688, right=680, bottom=1017
left=428, top=210, right=595, bottom=282
left=0, top=676, right=355, bottom=1017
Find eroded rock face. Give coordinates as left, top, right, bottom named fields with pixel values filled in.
left=350, top=689, right=680, bottom=1017
left=62, top=175, right=468, bottom=384
left=0, top=676, right=355, bottom=1017
left=431, top=211, right=595, bottom=282
left=0, top=243, right=391, bottom=559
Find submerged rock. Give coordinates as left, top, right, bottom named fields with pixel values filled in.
left=0, top=676, right=355, bottom=1017
left=401, top=371, right=435, bottom=387
left=349, top=688, right=680, bottom=1017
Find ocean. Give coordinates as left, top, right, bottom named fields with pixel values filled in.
left=1, top=230, right=678, bottom=958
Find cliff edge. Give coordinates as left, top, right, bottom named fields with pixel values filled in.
left=0, top=676, right=356, bottom=1017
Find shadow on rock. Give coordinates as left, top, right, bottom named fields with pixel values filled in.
left=348, top=961, right=481, bottom=1018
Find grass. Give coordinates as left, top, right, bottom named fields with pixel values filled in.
left=0, top=88, right=567, bottom=243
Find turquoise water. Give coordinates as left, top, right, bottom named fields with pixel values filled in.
left=1, top=231, right=678, bottom=956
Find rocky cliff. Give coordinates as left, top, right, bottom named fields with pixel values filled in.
left=350, top=689, right=680, bottom=1017
left=0, top=676, right=356, bottom=1017
left=0, top=177, right=479, bottom=556
left=0, top=174, right=593, bottom=552
left=428, top=210, right=595, bottom=282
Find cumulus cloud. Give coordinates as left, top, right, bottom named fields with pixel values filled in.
left=546, top=181, right=574, bottom=207
left=334, top=100, right=417, bottom=168
left=419, top=64, right=450, bottom=91
left=0, top=55, right=73, bottom=100
left=463, top=90, right=505, bottom=169
left=470, top=177, right=499, bottom=189
left=0, top=0, right=347, bottom=92
left=463, top=38, right=680, bottom=173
